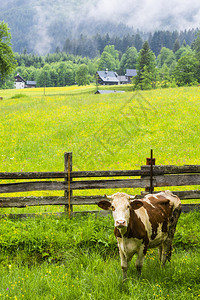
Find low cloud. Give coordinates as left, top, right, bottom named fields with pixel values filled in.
left=88, top=0, right=200, bottom=31
left=31, top=0, right=200, bottom=54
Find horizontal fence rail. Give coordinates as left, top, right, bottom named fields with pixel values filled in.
left=0, top=175, right=200, bottom=193
left=0, top=152, right=200, bottom=217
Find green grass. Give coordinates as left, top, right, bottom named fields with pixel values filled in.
left=0, top=85, right=199, bottom=211
left=0, top=212, right=199, bottom=299
left=0, top=85, right=199, bottom=298
left=1, top=86, right=200, bottom=174
left=1, top=85, right=200, bottom=174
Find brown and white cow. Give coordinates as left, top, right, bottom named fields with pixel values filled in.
left=98, top=191, right=181, bottom=280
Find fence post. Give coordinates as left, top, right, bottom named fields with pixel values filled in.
left=145, top=149, right=155, bottom=193
left=64, top=152, right=73, bottom=218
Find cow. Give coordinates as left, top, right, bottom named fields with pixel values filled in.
left=98, top=191, right=181, bottom=281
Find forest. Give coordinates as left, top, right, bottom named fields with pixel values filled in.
left=1, top=29, right=200, bottom=90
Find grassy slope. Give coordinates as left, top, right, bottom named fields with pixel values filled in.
left=1, top=85, right=199, bottom=171
left=0, top=86, right=200, bottom=299
left=0, top=86, right=199, bottom=194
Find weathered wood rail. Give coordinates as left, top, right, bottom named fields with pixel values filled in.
left=0, top=152, right=200, bottom=217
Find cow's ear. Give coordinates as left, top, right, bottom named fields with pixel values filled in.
left=130, top=200, right=143, bottom=210
left=98, top=200, right=111, bottom=210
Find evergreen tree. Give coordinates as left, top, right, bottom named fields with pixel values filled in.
left=173, top=39, right=180, bottom=53
left=150, top=31, right=163, bottom=56
left=192, top=30, right=200, bottom=60
left=139, top=65, right=152, bottom=90
left=191, top=30, right=200, bottom=80
left=134, top=34, right=143, bottom=51
left=134, top=41, right=156, bottom=90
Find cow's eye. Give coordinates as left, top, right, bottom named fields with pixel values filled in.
left=127, top=205, right=130, bottom=209
left=111, top=205, right=115, bottom=211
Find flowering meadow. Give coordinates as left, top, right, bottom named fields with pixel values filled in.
left=0, top=85, right=199, bottom=299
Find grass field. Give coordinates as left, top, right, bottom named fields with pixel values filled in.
left=1, top=85, right=199, bottom=172
left=0, top=211, right=199, bottom=299
left=0, top=85, right=200, bottom=206
left=0, top=85, right=200, bottom=299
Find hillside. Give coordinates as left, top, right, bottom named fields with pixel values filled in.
left=0, top=0, right=133, bottom=54
left=0, top=0, right=199, bottom=54
left=0, top=86, right=199, bottom=174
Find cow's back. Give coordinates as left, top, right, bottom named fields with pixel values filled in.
left=133, top=191, right=181, bottom=247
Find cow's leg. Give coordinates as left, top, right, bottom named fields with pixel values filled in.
left=135, top=246, right=145, bottom=277
left=121, top=253, right=128, bottom=281
left=158, top=245, right=163, bottom=262
left=160, top=238, right=172, bottom=265
left=161, top=205, right=181, bottom=265
left=118, top=246, right=128, bottom=281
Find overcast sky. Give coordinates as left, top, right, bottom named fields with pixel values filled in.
left=13, top=0, right=199, bottom=54
left=87, top=0, right=200, bottom=31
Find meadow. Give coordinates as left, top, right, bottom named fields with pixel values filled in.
left=0, top=85, right=200, bottom=299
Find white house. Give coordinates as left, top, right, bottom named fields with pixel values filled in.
left=14, top=74, right=36, bottom=89
left=14, top=74, right=26, bottom=89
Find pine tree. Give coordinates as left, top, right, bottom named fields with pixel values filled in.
left=135, top=41, right=156, bottom=90
left=173, top=39, right=180, bottom=53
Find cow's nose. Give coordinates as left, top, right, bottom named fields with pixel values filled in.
left=116, top=220, right=126, bottom=227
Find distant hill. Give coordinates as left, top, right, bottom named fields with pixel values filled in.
left=1, top=0, right=199, bottom=55
left=0, top=0, right=134, bottom=54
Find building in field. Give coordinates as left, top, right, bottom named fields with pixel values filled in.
left=14, top=74, right=36, bottom=89
left=96, top=69, right=137, bottom=85
left=14, top=74, right=26, bottom=89
left=96, top=69, right=119, bottom=85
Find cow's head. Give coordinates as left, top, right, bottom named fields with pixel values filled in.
left=98, top=192, right=143, bottom=233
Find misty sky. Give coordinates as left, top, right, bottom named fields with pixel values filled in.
left=3, top=0, right=200, bottom=54
left=31, top=0, right=200, bottom=32
left=87, top=0, right=200, bottom=31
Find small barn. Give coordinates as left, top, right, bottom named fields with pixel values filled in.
left=96, top=69, right=119, bottom=85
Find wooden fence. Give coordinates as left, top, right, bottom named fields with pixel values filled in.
left=0, top=152, right=200, bottom=217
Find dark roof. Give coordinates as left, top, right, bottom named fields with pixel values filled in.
left=126, top=69, right=137, bottom=77
left=97, top=70, right=119, bottom=83
left=14, top=74, right=26, bottom=82
left=95, top=90, right=125, bottom=94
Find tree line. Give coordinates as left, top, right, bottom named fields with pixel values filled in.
left=1, top=21, right=200, bottom=90
left=61, top=29, right=198, bottom=59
